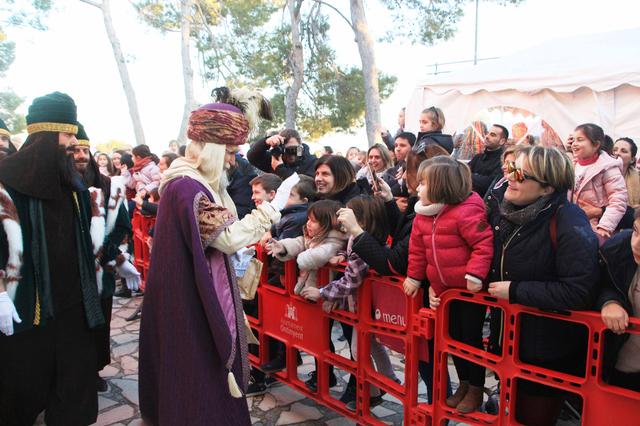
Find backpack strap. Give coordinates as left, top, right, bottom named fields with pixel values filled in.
left=549, top=204, right=563, bottom=251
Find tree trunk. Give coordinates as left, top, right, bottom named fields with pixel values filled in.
left=349, top=0, right=381, bottom=147
left=177, top=0, right=196, bottom=143
left=284, top=0, right=304, bottom=130
left=100, top=0, right=146, bottom=146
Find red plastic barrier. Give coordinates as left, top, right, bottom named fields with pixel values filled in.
left=247, top=246, right=640, bottom=425
left=131, top=209, right=155, bottom=291
left=413, top=291, right=640, bottom=426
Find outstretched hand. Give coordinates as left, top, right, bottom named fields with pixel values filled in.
left=300, top=286, right=321, bottom=302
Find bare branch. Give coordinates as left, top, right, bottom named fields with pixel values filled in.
left=79, top=0, right=102, bottom=9
left=309, top=0, right=352, bottom=30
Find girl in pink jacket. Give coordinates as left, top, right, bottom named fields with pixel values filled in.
left=570, top=123, right=628, bottom=243
left=121, top=145, right=162, bottom=197
left=403, top=156, right=493, bottom=414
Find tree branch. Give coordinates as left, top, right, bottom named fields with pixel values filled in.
left=309, top=0, right=352, bottom=30
left=79, top=0, right=102, bottom=9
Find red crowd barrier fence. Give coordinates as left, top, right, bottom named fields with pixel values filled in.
left=248, top=246, right=640, bottom=425
left=130, top=215, right=640, bottom=424
left=131, top=209, right=155, bottom=291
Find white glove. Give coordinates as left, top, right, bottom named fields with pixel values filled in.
left=0, top=291, right=21, bottom=336
left=116, top=261, right=141, bottom=291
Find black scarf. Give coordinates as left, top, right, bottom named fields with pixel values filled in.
left=498, top=194, right=554, bottom=242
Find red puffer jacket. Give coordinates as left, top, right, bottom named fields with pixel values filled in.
left=407, top=192, right=493, bottom=296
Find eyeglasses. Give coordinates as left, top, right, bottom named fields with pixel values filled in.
left=506, top=161, right=546, bottom=185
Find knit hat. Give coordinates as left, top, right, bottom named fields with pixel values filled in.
left=187, top=87, right=272, bottom=145
left=74, top=123, right=90, bottom=147
left=0, top=118, right=10, bottom=138
left=26, top=92, right=78, bottom=135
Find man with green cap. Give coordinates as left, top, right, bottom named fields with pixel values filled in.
left=70, top=123, right=135, bottom=393
left=0, top=118, right=17, bottom=160
left=0, top=92, right=105, bottom=425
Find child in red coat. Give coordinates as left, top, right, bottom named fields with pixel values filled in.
left=403, top=156, right=493, bottom=414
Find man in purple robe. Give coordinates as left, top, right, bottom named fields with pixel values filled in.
left=139, top=87, right=279, bottom=425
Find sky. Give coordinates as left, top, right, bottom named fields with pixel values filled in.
left=3, top=0, right=640, bottom=154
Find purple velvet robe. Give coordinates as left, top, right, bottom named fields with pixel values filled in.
left=139, top=177, right=250, bottom=426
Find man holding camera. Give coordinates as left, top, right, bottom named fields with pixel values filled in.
left=247, top=129, right=317, bottom=180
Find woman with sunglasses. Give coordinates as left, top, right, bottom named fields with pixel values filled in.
left=485, top=146, right=600, bottom=425
left=414, top=106, right=454, bottom=154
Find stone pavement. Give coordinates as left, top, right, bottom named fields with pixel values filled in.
left=53, top=294, right=577, bottom=426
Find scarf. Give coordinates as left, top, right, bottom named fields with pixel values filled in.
left=160, top=157, right=238, bottom=220
left=498, top=194, right=554, bottom=242
left=414, top=200, right=445, bottom=216
left=130, top=156, right=153, bottom=173
left=160, top=157, right=217, bottom=198
left=577, top=152, right=599, bottom=166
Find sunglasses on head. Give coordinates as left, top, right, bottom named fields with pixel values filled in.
left=506, top=161, right=545, bottom=185
left=427, top=106, right=439, bottom=123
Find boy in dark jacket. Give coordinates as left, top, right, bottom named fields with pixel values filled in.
left=271, top=175, right=315, bottom=241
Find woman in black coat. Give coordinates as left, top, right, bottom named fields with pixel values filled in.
left=486, top=146, right=600, bottom=425
left=314, top=155, right=369, bottom=206
left=598, top=209, right=640, bottom=392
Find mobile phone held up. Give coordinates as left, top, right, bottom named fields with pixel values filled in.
left=367, top=162, right=379, bottom=192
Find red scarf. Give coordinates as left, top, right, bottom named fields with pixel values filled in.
left=130, top=156, right=153, bottom=173
left=577, top=152, right=599, bottom=166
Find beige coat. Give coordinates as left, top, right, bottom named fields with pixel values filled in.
left=274, top=230, right=347, bottom=294
left=625, top=167, right=640, bottom=208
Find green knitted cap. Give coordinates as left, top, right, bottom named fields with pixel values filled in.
left=26, top=92, right=78, bottom=135
left=75, top=123, right=90, bottom=146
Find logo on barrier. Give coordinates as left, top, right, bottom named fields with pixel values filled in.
left=285, top=303, right=298, bottom=321
left=380, top=312, right=406, bottom=326
left=375, top=309, right=382, bottom=320
left=280, top=302, right=303, bottom=341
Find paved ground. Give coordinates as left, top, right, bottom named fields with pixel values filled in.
left=91, top=295, right=412, bottom=425
left=36, top=294, right=578, bottom=426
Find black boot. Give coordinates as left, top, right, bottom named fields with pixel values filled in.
left=260, top=355, right=286, bottom=374
left=96, top=374, right=108, bottom=392
left=114, top=286, right=132, bottom=298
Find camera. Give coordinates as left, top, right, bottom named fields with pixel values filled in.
left=269, top=145, right=283, bottom=157
left=269, top=145, right=303, bottom=158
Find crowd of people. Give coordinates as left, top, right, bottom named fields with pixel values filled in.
left=0, top=89, right=639, bottom=426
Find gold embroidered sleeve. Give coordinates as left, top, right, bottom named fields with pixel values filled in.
left=197, top=195, right=236, bottom=249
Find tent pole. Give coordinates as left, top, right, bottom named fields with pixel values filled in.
left=474, top=0, right=479, bottom=65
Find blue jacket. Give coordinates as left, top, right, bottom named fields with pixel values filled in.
left=272, top=204, right=308, bottom=240
left=486, top=182, right=600, bottom=365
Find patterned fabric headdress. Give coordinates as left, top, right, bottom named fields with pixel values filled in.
left=187, top=86, right=273, bottom=145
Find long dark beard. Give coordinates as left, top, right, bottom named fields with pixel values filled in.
left=80, top=160, right=97, bottom=188
left=58, top=146, right=82, bottom=188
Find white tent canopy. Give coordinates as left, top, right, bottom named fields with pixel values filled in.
left=405, top=28, right=640, bottom=142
